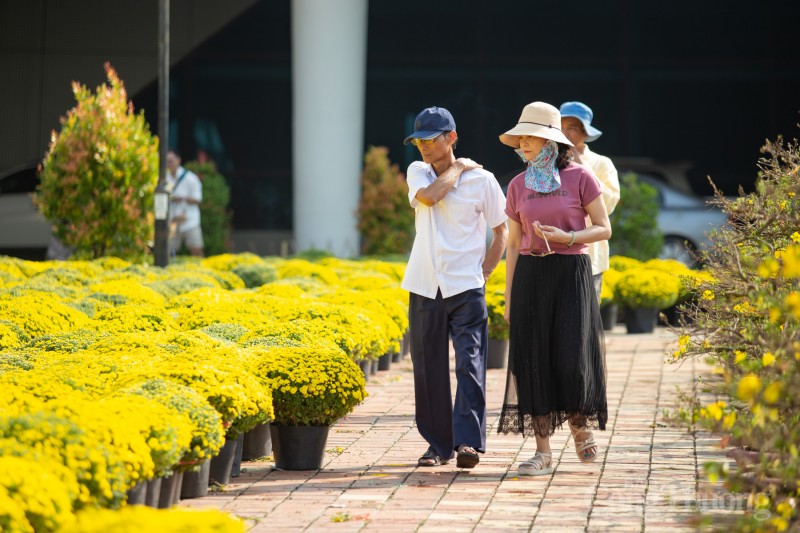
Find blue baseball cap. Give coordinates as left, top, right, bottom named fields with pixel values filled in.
left=559, top=101, right=603, bottom=142
left=403, top=106, right=456, bottom=145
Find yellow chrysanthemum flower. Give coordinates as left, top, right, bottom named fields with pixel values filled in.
left=737, top=374, right=761, bottom=402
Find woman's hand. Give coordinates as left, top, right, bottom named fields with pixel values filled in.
left=533, top=221, right=572, bottom=244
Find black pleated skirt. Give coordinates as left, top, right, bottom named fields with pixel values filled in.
left=497, top=253, right=607, bottom=437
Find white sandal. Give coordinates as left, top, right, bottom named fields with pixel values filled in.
left=518, top=451, right=553, bottom=476
left=568, top=419, right=598, bottom=463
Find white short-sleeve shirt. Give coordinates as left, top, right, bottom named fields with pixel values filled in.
left=169, top=166, right=203, bottom=232
left=401, top=161, right=507, bottom=299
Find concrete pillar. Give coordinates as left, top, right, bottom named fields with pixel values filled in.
left=291, top=0, right=368, bottom=257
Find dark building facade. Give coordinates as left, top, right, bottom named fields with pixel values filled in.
left=136, top=0, right=799, bottom=233
left=13, top=0, right=800, bottom=235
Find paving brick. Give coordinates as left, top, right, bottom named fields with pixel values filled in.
left=178, top=328, right=743, bottom=531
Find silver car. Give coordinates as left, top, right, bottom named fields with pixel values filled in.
left=635, top=174, right=728, bottom=266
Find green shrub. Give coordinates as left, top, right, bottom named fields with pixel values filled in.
left=184, top=161, right=232, bottom=256
left=609, top=255, right=643, bottom=272
left=609, top=173, right=663, bottom=261
left=292, top=248, right=334, bottom=261
left=357, top=146, right=414, bottom=256
left=36, top=63, right=159, bottom=262
left=232, top=263, right=277, bottom=288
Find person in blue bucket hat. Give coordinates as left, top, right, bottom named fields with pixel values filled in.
left=401, top=106, right=508, bottom=469
left=559, top=101, right=619, bottom=303
left=559, top=101, right=604, bottom=142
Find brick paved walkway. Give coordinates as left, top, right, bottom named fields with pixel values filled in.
left=181, top=326, right=736, bottom=532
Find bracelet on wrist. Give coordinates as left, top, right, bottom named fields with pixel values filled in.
left=567, top=231, right=576, bottom=247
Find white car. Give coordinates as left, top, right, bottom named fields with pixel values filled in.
left=0, top=163, right=52, bottom=260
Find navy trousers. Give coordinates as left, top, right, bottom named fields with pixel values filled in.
left=409, top=287, right=488, bottom=459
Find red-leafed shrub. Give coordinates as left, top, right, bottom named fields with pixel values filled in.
left=36, top=63, right=158, bottom=262
left=356, top=146, right=414, bottom=256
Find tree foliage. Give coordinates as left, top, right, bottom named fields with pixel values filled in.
left=36, top=63, right=158, bottom=261
left=356, top=146, right=414, bottom=256
left=609, top=173, right=663, bottom=261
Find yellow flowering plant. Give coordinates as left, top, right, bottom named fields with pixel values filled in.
left=485, top=282, right=508, bottom=341
left=91, top=256, right=132, bottom=271
left=111, top=394, right=194, bottom=478
left=255, top=282, right=306, bottom=300
left=608, top=255, right=642, bottom=272
left=0, top=406, right=148, bottom=508
left=26, top=329, right=109, bottom=354
left=613, top=268, right=681, bottom=310
left=145, top=274, right=220, bottom=299
left=669, top=136, right=800, bottom=531
left=90, top=304, right=179, bottom=334
left=0, top=456, right=78, bottom=533
left=0, top=320, right=31, bottom=351
left=146, top=338, right=274, bottom=438
left=0, top=257, right=29, bottom=281
left=170, top=293, right=268, bottom=331
left=121, top=379, right=224, bottom=471
left=599, top=280, right=614, bottom=307
left=200, top=252, right=264, bottom=272
left=200, top=322, right=251, bottom=344
left=312, top=287, right=406, bottom=354
left=239, top=320, right=345, bottom=353
left=25, top=266, right=93, bottom=293
left=3, top=257, right=49, bottom=278
left=61, top=506, right=245, bottom=533
left=0, top=293, right=91, bottom=338
left=356, top=258, right=406, bottom=281
left=88, top=279, right=168, bottom=307
left=276, top=259, right=340, bottom=285
left=252, top=346, right=367, bottom=426
left=0, top=253, right=415, bottom=526
left=168, top=262, right=245, bottom=291
left=251, top=299, right=377, bottom=361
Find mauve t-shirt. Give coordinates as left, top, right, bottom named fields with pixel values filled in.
left=505, top=162, right=602, bottom=256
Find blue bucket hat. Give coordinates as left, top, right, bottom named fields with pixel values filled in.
left=559, top=101, right=602, bottom=142
left=403, top=106, right=456, bottom=145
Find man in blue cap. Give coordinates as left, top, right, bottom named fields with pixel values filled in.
left=401, top=106, right=508, bottom=469
left=559, top=101, right=619, bottom=301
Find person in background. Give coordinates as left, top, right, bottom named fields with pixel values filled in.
left=401, top=106, right=508, bottom=469
left=497, top=101, right=610, bottom=476
left=559, top=101, right=619, bottom=301
left=166, top=150, right=204, bottom=257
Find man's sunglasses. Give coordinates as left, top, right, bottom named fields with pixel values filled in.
left=410, top=134, right=445, bottom=147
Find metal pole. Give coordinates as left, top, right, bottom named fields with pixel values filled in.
left=153, top=0, right=170, bottom=266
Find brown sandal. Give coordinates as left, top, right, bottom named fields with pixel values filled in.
left=568, top=419, right=598, bottom=463
left=456, top=445, right=480, bottom=469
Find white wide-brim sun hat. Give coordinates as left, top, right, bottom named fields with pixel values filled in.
left=499, top=101, right=573, bottom=148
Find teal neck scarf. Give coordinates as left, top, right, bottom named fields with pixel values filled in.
left=517, top=140, right=561, bottom=193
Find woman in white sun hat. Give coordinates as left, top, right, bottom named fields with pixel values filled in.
left=496, top=101, right=611, bottom=476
